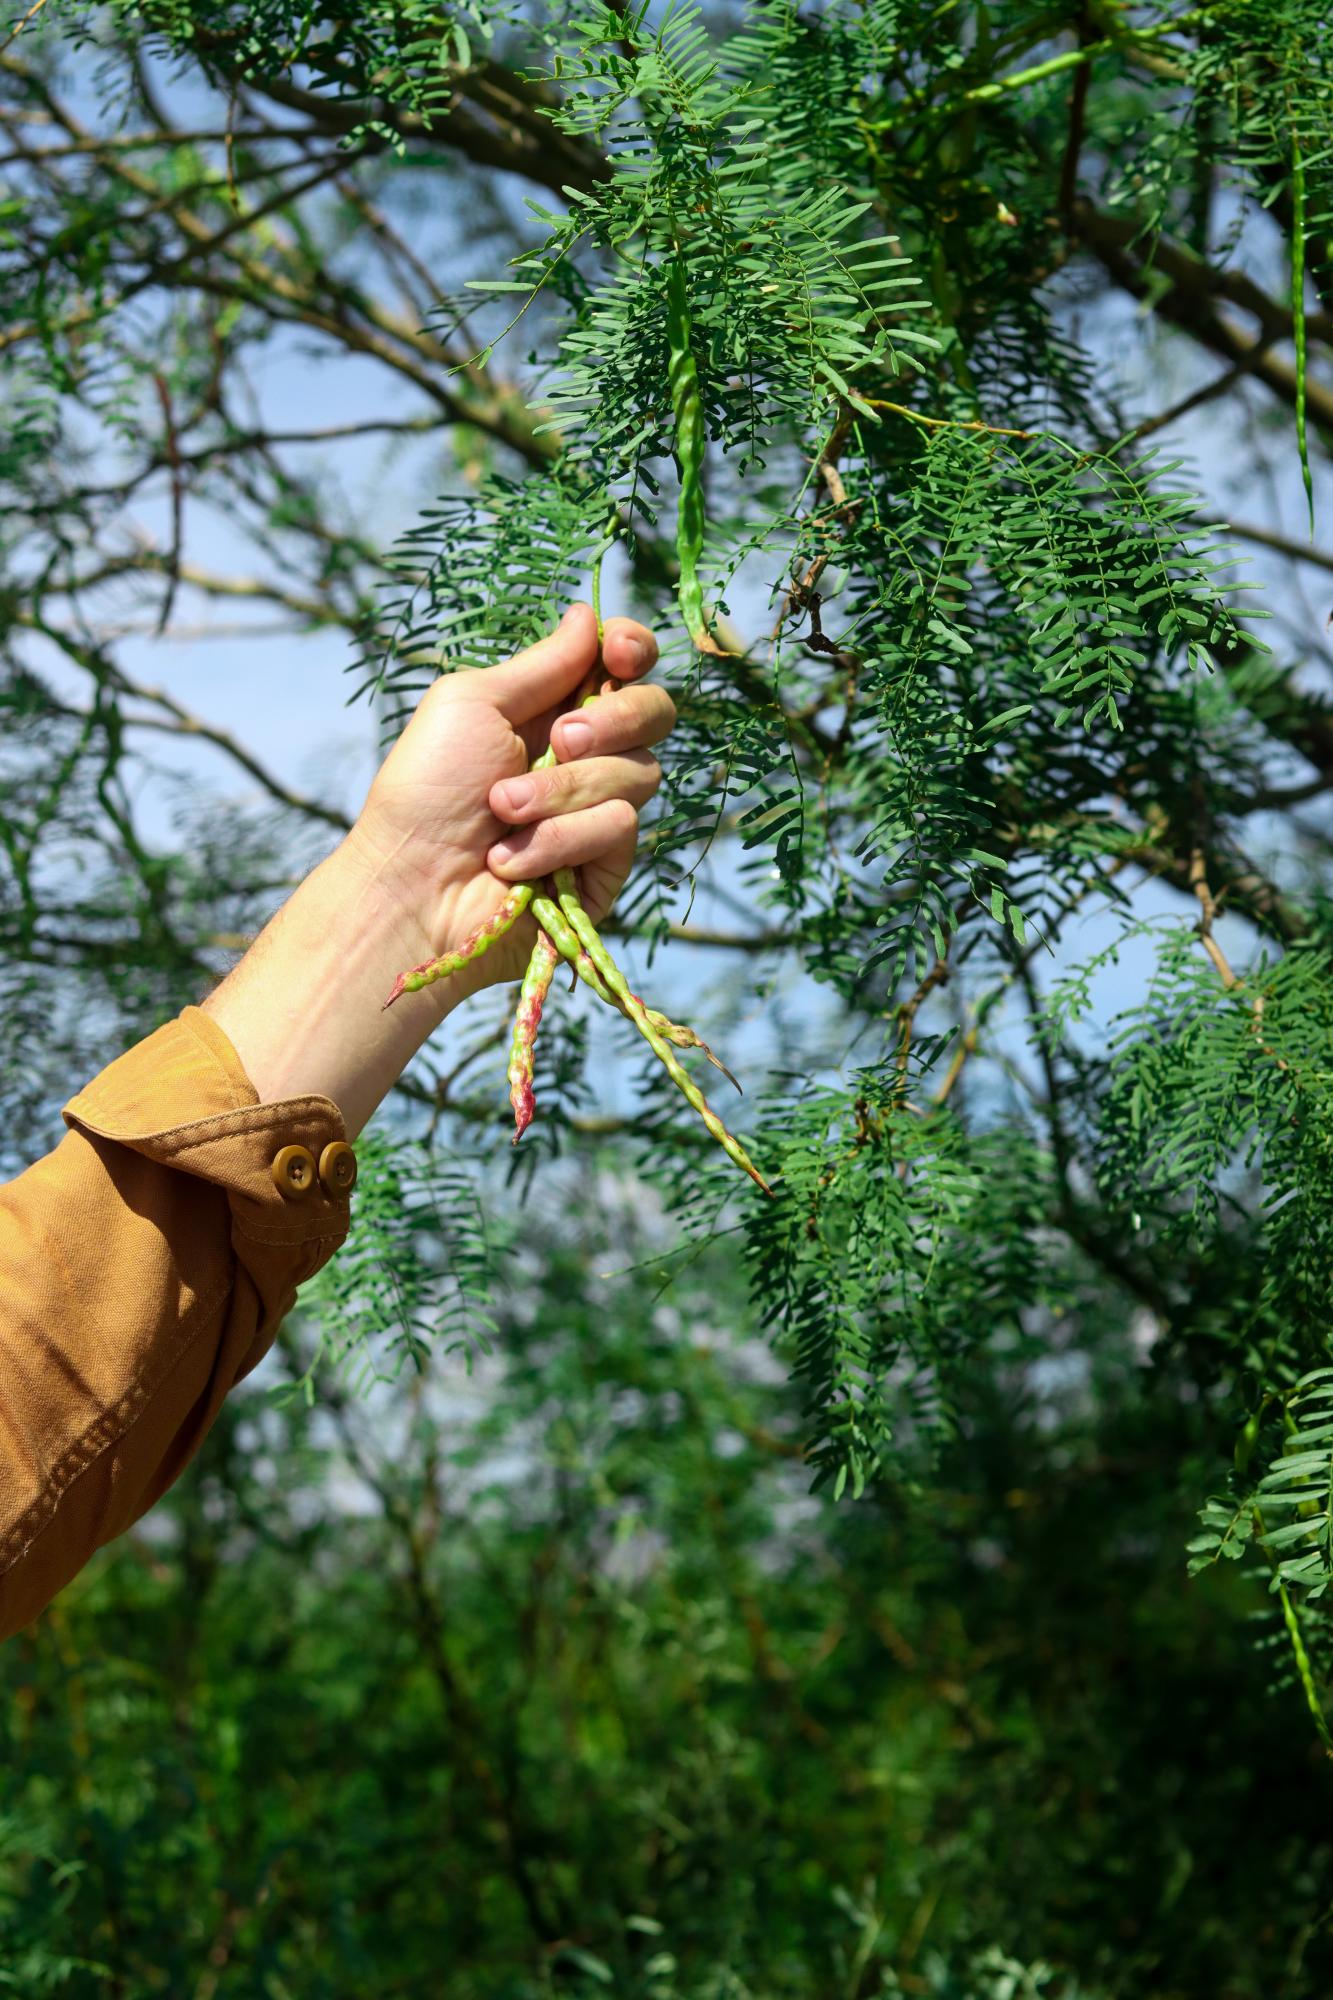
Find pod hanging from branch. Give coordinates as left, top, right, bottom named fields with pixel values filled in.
left=667, top=252, right=732, bottom=658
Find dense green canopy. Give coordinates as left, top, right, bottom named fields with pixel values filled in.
left=2, top=0, right=1332, bottom=1990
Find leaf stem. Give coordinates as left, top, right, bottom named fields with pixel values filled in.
left=1255, top=1504, right=1333, bottom=1758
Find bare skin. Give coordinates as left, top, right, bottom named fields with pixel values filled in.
left=202, top=604, right=672, bottom=1137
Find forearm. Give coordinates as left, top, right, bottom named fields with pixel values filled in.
left=200, top=833, right=459, bottom=1140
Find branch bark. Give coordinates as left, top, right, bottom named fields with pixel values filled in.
left=1074, top=200, right=1333, bottom=446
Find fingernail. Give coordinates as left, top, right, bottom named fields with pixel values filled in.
left=489, top=835, right=522, bottom=865
left=623, top=637, right=647, bottom=668
left=495, top=777, right=535, bottom=813
left=559, top=719, right=593, bottom=757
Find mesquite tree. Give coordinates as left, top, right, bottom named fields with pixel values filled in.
left=4, top=0, right=1333, bottom=1767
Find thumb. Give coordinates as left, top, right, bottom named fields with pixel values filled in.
left=484, top=604, right=599, bottom=725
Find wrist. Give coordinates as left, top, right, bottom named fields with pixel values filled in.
left=339, top=818, right=456, bottom=971
left=201, top=832, right=465, bottom=1139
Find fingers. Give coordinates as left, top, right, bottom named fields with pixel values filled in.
left=482, top=604, right=596, bottom=726
left=490, top=749, right=661, bottom=829
left=577, top=818, right=639, bottom=925
left=473, top=603, right=664, bottom=885
left=485, top=604, right=657, bottom=725
left=487, top=797, right=640, bottom=883
left=599, top=616, right=660, bottom=683
left=551, top=680, right=676, bottom=763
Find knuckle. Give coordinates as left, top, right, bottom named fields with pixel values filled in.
left=602, top=704, right=640, bottom=748
left=544, top=762, right=581, bottom=808
left=520, top=829, right=560, bottom=876
left=554, top=806, right=591, bottom=851
left=425, top=667, right=469, bottom=707
left=628, top=689, right=674, bottom=742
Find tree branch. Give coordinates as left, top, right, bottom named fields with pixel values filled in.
left=222, top=50, right=610, bottom=200
left=1074, top=201, right=1333, bottom=445
left=16, top=622, right=354, bottom=832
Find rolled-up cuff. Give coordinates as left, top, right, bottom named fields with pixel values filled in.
left=63, top=1004, right=353, bottom=1253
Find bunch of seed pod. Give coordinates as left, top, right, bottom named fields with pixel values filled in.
left=382, top=667, right=768, bottom=1191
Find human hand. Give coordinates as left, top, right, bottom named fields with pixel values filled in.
left=345, top=603, right=674, bottom=1004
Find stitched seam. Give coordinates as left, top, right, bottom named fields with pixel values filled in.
left=69, top=1099, right=340, bottom=1153
left=146, top=1109, right=339, bottom=1157
left=0, top=1269, right=234, bottom=1577
left=232, top=1216, right=350, bottom=1248
left=0, top=1220, right=346, bottom=1577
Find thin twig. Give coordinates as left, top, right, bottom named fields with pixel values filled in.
left=862, top=398, right=1034, bottom=439
left=1121, top=353, right=1267, bottom=446
left=1189, top=844, right=1240, bottom=989
left=0, top=0, right=49, bottom=56
left=151, top=373, right=185, bottom=636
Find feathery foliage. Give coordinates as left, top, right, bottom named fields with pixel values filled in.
left=3, top=0, right=1333, bottom=1983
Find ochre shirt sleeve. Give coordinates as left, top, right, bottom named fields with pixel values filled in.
left=0, top=1004, right=354, bottom=1640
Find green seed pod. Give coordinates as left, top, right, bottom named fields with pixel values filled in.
left=667, top=254, right=724, bottom=655
left=542, top=866, right=771, bottom=1193
left=383, top=882, right=535, bottom=1009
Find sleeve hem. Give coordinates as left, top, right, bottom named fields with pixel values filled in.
left=0, top=1268, right=234, bottom=1580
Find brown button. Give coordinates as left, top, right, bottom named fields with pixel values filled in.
left=271, top=1144, right=317, bottom=1199
left=318, top=1141, right=358, bottom=1197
